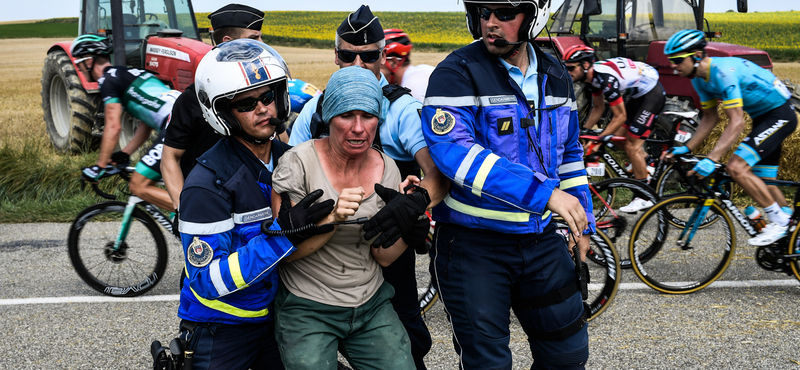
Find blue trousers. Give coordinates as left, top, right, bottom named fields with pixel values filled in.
left=179, top=319, right=284, bottom=370
left=431, top=223, right=589, bottom=370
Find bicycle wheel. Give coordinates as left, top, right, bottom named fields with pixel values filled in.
left=628, top=195, right=736, bottom=294
left=585, top=230, right=621, bottom=321
left=787, top=223, right=800, bottom=283
left=417, top=217, right=438, bottom=314
left=591, top=177, right=663, bottom=269
left=68, top=201, right=168, bottom=297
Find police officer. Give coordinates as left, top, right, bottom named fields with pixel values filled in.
left=419, top=1, right=594, bottom=368
left=287, top=6, right=448, bottom=369
left=176, top=39, right=334, bottom=370
left=162, top=3, right=268, bottom=212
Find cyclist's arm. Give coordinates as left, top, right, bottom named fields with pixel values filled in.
left=97, top=102, right=123, bottom=168
left=121, top=124, right=152, bottom=155
left=583, top=93, right=605, bottom=129
left=684, top=106, right=719, bottom=153
left=161, top=145, right=185, bottom=209
left=707, top=106, right=745, bottom=162
left=598, top=102, right=626, bottom=137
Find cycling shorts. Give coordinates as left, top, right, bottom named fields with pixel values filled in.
left=624, top=83, right=666, bottom=139
left=134, top=116, right=170, bottom=181
left=734, top=101, right=798, bottom=175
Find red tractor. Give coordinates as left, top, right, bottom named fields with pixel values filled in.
left=535, top=0, right=798, bottom=122
left=41, top=0, right=212, bottom=153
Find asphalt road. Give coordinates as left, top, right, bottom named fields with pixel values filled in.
left=1, top=222, right=799, bottom=370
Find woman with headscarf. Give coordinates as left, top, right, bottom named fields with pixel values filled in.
left=271, top=66, right=416, bottom=370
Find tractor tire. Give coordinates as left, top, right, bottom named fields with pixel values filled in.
left=783, top=79, right=800, bottom=112
left=574, top=81, right=591, bottom=126
left=41, top=49, right=99, bottom=154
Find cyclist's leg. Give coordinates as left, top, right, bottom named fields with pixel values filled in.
left=624, top=86, right=665, bottom=182
left=131, top=130, right=173, bottom=210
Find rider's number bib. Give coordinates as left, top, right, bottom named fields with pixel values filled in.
left=675, top=129, right=692, bottom=144
left=586, top=162, right=606, bottom=177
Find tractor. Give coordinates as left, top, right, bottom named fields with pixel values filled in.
left=536, top=0, right=799, bottom=125
left=41, top=0, right=212, bottom=153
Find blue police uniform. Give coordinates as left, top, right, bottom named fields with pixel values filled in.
left=177, top=137, right=292, bottom=369
left=288, top=71, right=433, bottom=370
left=421, top=41, right=594, bottom=369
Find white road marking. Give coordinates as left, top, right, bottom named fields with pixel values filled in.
left=0, top=294, right=180, bottom=306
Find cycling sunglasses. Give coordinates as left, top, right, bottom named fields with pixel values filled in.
left=336, top=49, right=383, bottom=64
left=668, top=52, right=697, bottom=65
left=476, top=6, right=525, bottom=21
left=230, top=89, right=275, bottom=112
left=566, top=65, right=579, bottom=71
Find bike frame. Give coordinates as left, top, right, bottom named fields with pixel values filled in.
left=114, top=195, right=175, bottom=251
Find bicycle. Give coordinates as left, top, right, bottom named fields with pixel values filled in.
left=68, top=165, right=174, bottom=297
left=627, top=153, right=800, bottom=294
left=416, top=213, right=622, bottom=321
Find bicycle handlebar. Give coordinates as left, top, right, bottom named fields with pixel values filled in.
left=80, top=164, right=134, bottom=200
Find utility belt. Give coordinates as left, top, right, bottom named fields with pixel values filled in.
left=151, top=321, right=201, bottom=370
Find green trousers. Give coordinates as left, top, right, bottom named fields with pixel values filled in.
left=274, top=281, right=415, bottom=370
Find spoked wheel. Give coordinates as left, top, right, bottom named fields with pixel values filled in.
left=591, top=177, right=662, bottom=269
left=68, top=201, right=168, bottom=297
left=584, top=231, right=621, bottom=320
left=628, top=195, right=735, bottom=294
left=417, top=215, right=438, bottom=314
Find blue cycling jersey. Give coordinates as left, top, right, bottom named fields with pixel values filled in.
left=692, top=57, right=790, bottom=118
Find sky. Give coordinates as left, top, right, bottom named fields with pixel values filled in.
left=1, top=0, right=797, bottom=22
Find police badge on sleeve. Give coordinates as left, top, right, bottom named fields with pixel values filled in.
left=187, top=237, right=213, bottom=267
left=431, top=108, right=455, bottom=135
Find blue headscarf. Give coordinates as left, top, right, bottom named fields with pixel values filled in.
left=322, top=67, right=387, bottom=125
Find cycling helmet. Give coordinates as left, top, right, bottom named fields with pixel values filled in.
left=70, top=34, right=112, bottom=58
left=664, top=29, right=707, bottom=56
left=194, top=39, right=292, bottom=141
left=464, top=0, right=551, bottom=42
left=562, top=45, right=595, bottom=63
left=383, top=29, right=413, bottom=84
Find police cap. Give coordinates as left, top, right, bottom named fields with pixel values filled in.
left=208, top=4, right=264, bottom=31
left=337, top=5, right=384, bottom=46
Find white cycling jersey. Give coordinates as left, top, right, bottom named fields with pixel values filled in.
left=589, top=57, right=659, bottom=102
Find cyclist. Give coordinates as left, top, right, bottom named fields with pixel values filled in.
left=664, top=29, right=797, bottom=246
left=74, top=34, right=177, bottom=211
left=563, top=45, right=665, bottom=213
left=175, top=39, right=334, bottom=370
left=288, top=6, right=449, bottom=369
left=380, top=28, right=434, bottom=103
left=419, top=0, right=593, bottom=368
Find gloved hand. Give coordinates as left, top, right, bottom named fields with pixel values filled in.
left=111, top=151, right=131, bottom=166
left=668, top=146, right=691, bottom=156
left=692, top=158, right=718, bottom=178
left=400, top=215, right=431, bottom=253
left=172, top=209, right=180, bottom=238
left=598, top=134, right=615, bottom=143
left=363, top=184, right=430, bottom=249
left=81, top=165, right=106, bottom=182
left=275, top=190, right=335, bottom=246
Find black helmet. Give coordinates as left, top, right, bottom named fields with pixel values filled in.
left=70, top=34, right=112, bottom=58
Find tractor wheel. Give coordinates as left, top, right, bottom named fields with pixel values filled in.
left=574, top=81, right=591, bottom=126
left=41, top=49, right=99, bottom=154
left=783, top=79, right=800, bottom=112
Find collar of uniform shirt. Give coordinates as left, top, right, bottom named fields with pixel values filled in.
left=498, top=43, right=539, bottom=128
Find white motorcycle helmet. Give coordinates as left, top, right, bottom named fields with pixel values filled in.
left=194, top=39, right=291, bottom=142
left=464, top=0, right=551, bottom=41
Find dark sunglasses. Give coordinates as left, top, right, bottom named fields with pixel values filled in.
left=566, top=65, right=579, bottom=71
left=667, top=52, right=697, bottom=65
left=477, top=6, right=525, bottom=21
left=230, top=89, right=275, bottom=112
left=336, top=49, right=382, bottom=64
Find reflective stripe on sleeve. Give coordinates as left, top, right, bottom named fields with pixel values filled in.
left=472, top=153, right=500, bottom=197
left=558, top=161, right=585, bottom=175
left=455, top=144, right=484, bottom=187
left=227, top=252, right=247, bottom=289
left=232, top=208, right=272, bottom=224
left=209, top=259, right=231, bottom=297
left=545, top=96, right=574, bottom=108
left=179, top=218, right=234, bottom=235
left=191, top=288, right=269, bottom=318
left=423, top=96, right=478, bottom=107
left=444, top=196, right=530, bottom=222
left=560, top=176, right=589, bottom=190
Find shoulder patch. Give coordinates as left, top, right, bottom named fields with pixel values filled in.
left=431, top=108, right=455, bottom=135
left=187, top=237, right=213, bottom=267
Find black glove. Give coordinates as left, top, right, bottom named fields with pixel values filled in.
left=363, top=184, right=430, bottom=249
left=111, top=151, right=131, bottom=166
left=274, top=190, right=335, bottom=246
left=598, top=134, right=615, bottom=143
left=402, top=216, right=430, bottom=253
left=81, top=165, right=106, bottom=182
left=172, top=209, right=180, bottom=238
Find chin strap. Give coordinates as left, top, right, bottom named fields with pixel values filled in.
left=499, top=43, right=523, bottom=60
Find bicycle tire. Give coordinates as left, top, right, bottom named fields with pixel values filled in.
left=591, top=177, right=663, bottom=269
left=628, top=195, right=736, bottom=294
left=787, top=223, right=800, bottom=283
left=585, top=230, right=621, bottom=321
left=68, top=201, right=168, bottom=297
left=654, top=160, right=725, bottom=230
left=416, top=248, right=438, bottom=314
